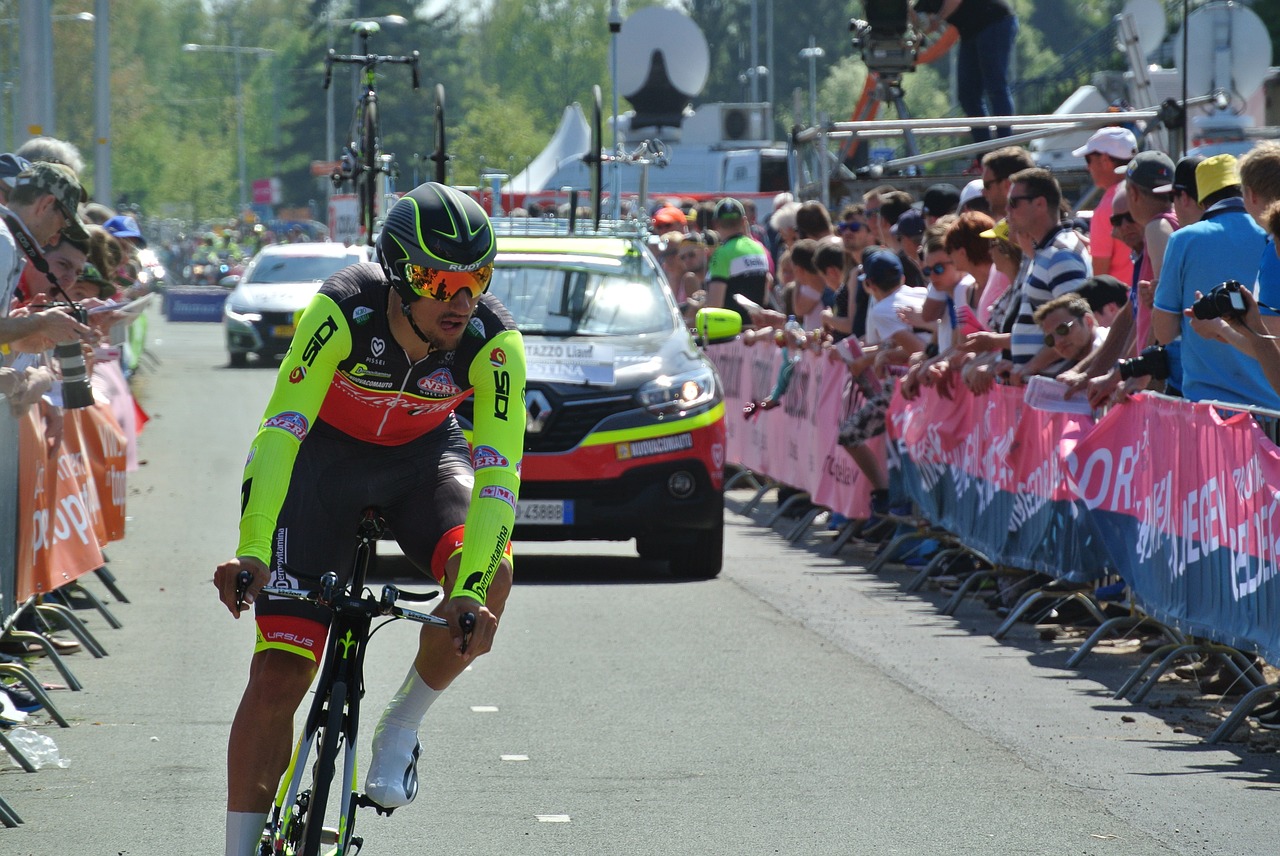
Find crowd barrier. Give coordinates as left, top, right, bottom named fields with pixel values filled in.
left=709, top=339, right=1280, bottom=667
left=163, top=286, right=228, bottom=322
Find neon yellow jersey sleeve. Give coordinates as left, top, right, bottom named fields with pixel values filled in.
left=236, top=293, right=352, bottom=563
left=451, top=328, right=526, bottom=604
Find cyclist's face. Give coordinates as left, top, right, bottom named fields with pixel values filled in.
left=409, top=288, right=478, bottom=351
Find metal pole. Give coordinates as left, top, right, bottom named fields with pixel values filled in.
left=234, top=34, right=247, bottom=214
left=766, top=0, right=774, bottom=117
left=18, top=0, right=43, bottom=141
left=749, top=0, right=760, bottom=103
left=609, top=0, right=622, bottom=219
left=94, top=0, right=110, bottom=204
left=40, top=0, right=54, bottom=135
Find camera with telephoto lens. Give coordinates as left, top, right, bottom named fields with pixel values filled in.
left=1192, top=279, right=1248, bottom=321
left=47, top=303, right=94, bottom=409
left=1117, top=344, right=1171, bottom=382
left=850, top=0, right=919, bottom=76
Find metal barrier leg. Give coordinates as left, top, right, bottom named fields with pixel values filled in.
left=0, top=664, right=70, bottom=727
left=865, top=530, right=927, bottom=575
left=93, top=565, right=131, bottom=604
left=821, top=519, right=863, bottom=557
left=940, top=570, right=996, bottom=616
left=786, top=506, right=826, bottom=543
left=906, top=547, right=965, bottom=593
left=1208, top=683, right=1280, bottom=744
left=54, top=582, right=123, bottom=630
left=1065, top=616, right=1180, bottom=669
left=1112, top=643, right=1182, bottom=699
left=5, top=632, right=82, bottom=691
left=724, top=469, right=762, bottom=491
left=0, top=793, right=21, bottom=826
left=0, top=731, right=36, bottom=773
left=992, top=591, right=1055, bottom=637
left=33, top=603, right=107, bottom=658
left=740, top=484, right=775, bottom=516
left=1118, top=643, right=1203, bottom=701
left=764, top=493, right=810, bottom=527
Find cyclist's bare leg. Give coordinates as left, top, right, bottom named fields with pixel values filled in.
left=415, top=555, right=512, bottom=689
left=227, top=649, right=319, bottom=812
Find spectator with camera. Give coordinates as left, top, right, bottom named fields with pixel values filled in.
left=1151, top=154, right=1280, bottom=409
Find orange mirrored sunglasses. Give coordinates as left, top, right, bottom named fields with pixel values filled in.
left=403, top=263, right=493, bottom=301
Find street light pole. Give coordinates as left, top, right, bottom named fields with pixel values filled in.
left=800, top=38, right=825, bottom=127
left=183, top=38, right=274, bottom=216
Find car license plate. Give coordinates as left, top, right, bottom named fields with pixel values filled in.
left=272, top=324, right=295, bottom=338
left=515, top=500, right=572, bottom=525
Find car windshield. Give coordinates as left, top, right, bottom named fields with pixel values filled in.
left=244, top=253, right=363, bottom=284
left=488, top=263, right=675, bottom=336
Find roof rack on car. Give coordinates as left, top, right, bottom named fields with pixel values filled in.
left=489, top=217, right=652, bottom=239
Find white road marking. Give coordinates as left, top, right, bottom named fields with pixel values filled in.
left=470, top=705, right=499, bottom=712
left=500, top=754, right=529, bottom=761
left=535, top=815, right=571, bottom=823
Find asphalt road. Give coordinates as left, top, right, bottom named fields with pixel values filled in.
left=4, top=313, right=1278, bottom=855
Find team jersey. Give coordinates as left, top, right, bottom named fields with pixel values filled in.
left=237, top=262, right=526, bottom=604
left=708, top=234, right=770, bottom=324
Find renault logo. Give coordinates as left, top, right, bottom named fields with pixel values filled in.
left=525, top=390, right=552, bottom=434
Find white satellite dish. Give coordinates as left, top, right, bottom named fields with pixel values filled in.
left=1115, top=0, right=1165, bottom=59
left=617, top=7, right=710, bottom=99
left=1173, top=1, right=1272, bottom=101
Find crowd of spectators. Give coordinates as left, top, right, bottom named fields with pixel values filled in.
left=663, top=132, right=1280, bottom=719
left=0, top=135, right=159, bottom=719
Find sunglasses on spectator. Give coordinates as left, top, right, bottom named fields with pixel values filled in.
left=1042, top=318, right=1079, bottom=346
left=1008, top=195, right=1040, bottom=209
left=403, top=263, right=492, bottom=301
left=924, top=261, right=953, bottom=276
left=836, top=221, right=865, bottom=233
left=1109, top=211, right=1135, bottom=228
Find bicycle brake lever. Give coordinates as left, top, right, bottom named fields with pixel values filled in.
left=234, top=569, right=253, bottom=613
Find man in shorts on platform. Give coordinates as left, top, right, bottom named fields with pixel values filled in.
left=213, top=182, right=526, bottom=856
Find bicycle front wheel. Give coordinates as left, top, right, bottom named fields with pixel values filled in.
left=300, top=680, right=346, bottom=856
left=362, top=102, right=378, bottom=245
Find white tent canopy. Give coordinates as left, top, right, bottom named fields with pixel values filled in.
left=502, top=103, right=591, bottom=195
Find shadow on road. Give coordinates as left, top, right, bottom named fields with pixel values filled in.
left=370, top=549, right=690, bottom=587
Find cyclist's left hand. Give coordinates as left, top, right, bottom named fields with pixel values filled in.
left=442, top=596, right=497, bottom=659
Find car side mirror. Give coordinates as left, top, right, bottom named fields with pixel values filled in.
left=693, top=307, right=742, bottom=345
left=219, top=274, right=242, bottom=289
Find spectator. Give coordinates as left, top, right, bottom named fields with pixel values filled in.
left=1072, top=274, right=1129, bottom=329
left=1152, top=154, right=1280, bottom=408
left=889, top=207, right=926, bottom=288
left=1074, top=127, right=1136, bottom=283
left=864, top=185, right=903, bottom=246
left=0, top=153, right=30, bottom=206
left=105, top=214, right=147, bottom=252
left=651, top=205, right=687, bottom=234
left=816, top=241, right=852, bottom=340
left=795, top=200, right=833, bottom=240
left=944, top=210, right=1002, bottom=327
left=980, top=146, right=1034, bottom=220
left=922, top=184, right=961, bottom=224
left=835, top=204, right=877, bottom=337
left=1237, top=142, right=1280, bottom=328
left=1034, top=293, right=1103, bottom=374
left=1120, top=151, right=1177, bottom=350
left=1155, top=153, right=1205, bottom=231
left=837, top=248, right=928, bottom=514
left=768, top=201, right=800, bottom=264
left=958, top=178, right=989, bottom=214
left=787, top=239, right=827, bottom=330
left=15, top=135, right=85, bottom=174
left=913, top=0, right=1018, bottom=144
left=706, top=197, right=771, bottom=325
left=87, top=224, right=127, bottom=287
left=1004, top=167, right=1091, bottom=378
left=919, top=231, right=977, bottom=353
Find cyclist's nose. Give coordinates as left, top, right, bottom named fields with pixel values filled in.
left=448, top=290, right=476, bottom=314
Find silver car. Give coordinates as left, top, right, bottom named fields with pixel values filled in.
left=223, top=242, right=371, bottom=366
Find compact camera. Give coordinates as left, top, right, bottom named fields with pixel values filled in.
left=1191, top=279, right=1248, bottom=321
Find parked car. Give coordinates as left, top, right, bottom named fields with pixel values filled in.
left=223, top=242, right=371, bottom=367
left=455, top=225, right=729, bottom=578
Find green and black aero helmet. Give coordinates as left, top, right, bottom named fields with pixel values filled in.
left=376, top=181, right=497, bottom=305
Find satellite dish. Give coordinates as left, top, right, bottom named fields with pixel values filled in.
left=617, top=7, right=709, bottom=99
left=1115, top=0, right=1165, bottom=59
left=1173, top=1, right=1272, bottom=102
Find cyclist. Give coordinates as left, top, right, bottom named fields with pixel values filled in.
left=213, top=182, right=525, bottom=856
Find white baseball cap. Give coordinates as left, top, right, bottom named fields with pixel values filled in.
left=1071, top=126, right=1138, bottom=160
left=958, top=178, right=984, bottom=208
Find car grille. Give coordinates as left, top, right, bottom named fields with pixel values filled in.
left=258, top=311, right=295, bottom=327
left=458, top=387, right=635, bottom=453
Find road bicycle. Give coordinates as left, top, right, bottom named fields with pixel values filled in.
left=324, top=21, right=420, bottom=246
left=237, top=509, right=473, bottom=856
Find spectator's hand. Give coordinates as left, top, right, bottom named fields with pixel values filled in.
left=900, top=365, right=922, bottom=400
left=1136, top=279, right=1155, bottom=310
left=0, top=366, right=27, bottom=404
left=896, top=305, right=926, bottom=328
left=1112, top=374, right=1149, bottom=404
left=1057, top=368, right=1092, bottom=397
left=1087, top=369, right=1122, bottom=410
left=1005, top=363, right=1028, bottom=387
left=961, top=330, right=1004, bottom=353
left=963, top=359, right=997, bottom=396
left=214, top=556, right=269, bottom=618
left=848, top=354, right=874, bottom=376
left=36, top=305, right=91, bottom=344
left=39, top=399, right=63, bottom=451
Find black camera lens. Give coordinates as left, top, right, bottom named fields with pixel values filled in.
left=1193, top=280, right=1247, bottom=320
left=53, top=305, right=94, bottom=409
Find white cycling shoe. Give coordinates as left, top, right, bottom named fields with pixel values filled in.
left=363, top=721, right=421, bottom=809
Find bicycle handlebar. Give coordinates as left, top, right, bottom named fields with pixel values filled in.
left=233, top=569, right=453, bottom=631
left=323, top=50, right=421, bottom=90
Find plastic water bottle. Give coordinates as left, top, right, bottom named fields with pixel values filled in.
left=7, top=726, right=69, bottom=770
left=783, top=315, right=804, bottom=365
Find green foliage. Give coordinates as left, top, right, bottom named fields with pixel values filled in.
left=448, top=83, right=550, bottom=187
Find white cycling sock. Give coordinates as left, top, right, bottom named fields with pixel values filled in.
left=225, top=810, right=268, bottom=856
left=379, top=664, right=441, bottom=730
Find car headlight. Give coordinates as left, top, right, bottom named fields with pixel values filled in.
left=636, top=365, right=718, bottom=414
left=224, top=303, right=262, bottom=324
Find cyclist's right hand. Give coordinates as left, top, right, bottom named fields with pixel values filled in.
left=214, top=556, right=268, bottom=618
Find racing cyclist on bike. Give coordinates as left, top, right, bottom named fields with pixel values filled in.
left=213, top=183, right=525, bottom=856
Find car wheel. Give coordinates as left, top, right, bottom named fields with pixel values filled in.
left=229, top=351, right=248, bottom=368
left=635, top=536, right=670, bottom=562
left=667, top=515, right=724, bottom=580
